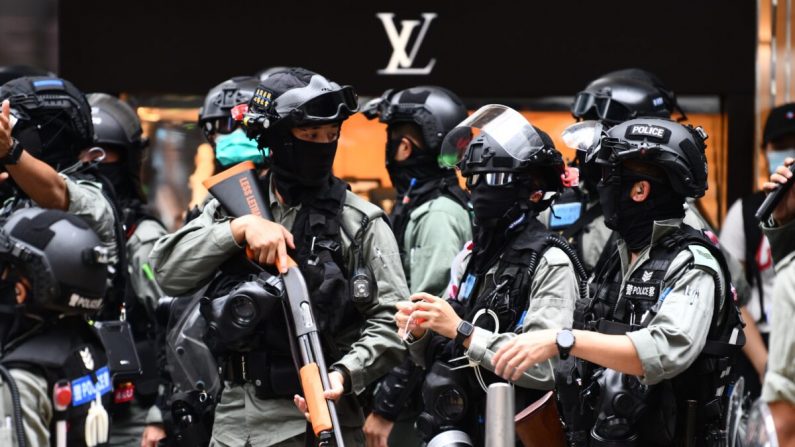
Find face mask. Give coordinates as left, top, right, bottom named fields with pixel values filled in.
left=767, top=149, right=795, bottom=175
left=97, top=162, right=136, bottom=200
left=270, top=133, right=338, bottom=205
left=598, top=173, right=685, bottom=251
left=214, top=129, right=264, bottom=168
left=470, top=182, right=525, bottom=226
left=385, top=137, right=446, bottom=196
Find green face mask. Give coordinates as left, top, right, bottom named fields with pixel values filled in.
left=214, top=129, right=266, bottom=167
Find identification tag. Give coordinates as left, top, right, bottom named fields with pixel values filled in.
left=71, top=365, right=112, bottom=407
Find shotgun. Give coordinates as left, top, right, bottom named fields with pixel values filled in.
left=202, top=161, right=345, bottom=446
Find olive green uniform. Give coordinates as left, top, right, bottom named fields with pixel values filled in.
left=606, top=219, right=727, bottom=384
left=0, top=176, right=118, bottom=446
left=150, top=186, right=408, bottom=447
left=761, top=218, right=795, bottom=405
left=402, top=196, right=472, bottom=296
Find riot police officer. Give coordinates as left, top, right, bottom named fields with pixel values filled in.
left=395, top=105, right=584, bottom=445
left=198, top=76, right=264, bottom=171
left=150, top=67, right=407, bottom=447
left=82, top=93, right=170, bottom=447
left=362, top=86, right=472, bottom=447
left=557, top=68, right=681, bottom=274
left=187, top=76, right=265, bottom=219
left=494, top=118, right=744, bottom=446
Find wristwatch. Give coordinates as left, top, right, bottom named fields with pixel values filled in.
left=556, top=328, right=576, bottom=360
left=454, top=320, right=474, bottom=347
left=1, top=138, right=23, bottom=165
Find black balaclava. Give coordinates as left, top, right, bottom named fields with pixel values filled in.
left=385, top=129, right=449, bottom=197
left=96, top=161, right=135, bottom=201
left=268, top=130, right=338, bottom=206
left=598, top=169, right=685, bottom=251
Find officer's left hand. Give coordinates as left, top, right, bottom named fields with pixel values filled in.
left=492, top=329, right=557, bottom=381
left=293, top=370, right=346, bottom=420
left=408, top=293, right=461, bottom=340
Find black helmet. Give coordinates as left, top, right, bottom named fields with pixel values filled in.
left=241, top=67, right=358, bottom=146
left=441, top=104, right=564, bottom=194
left=88, top=93, right=145, bottom=150
left=0, top=65, right=56, bottom=86
left=572, top=68, right=680, bottom=126
left=0, top=76, right=93, bottom=170
left=87, top=93, right=148, bottom=201
left=256, top=67, right=291, bottom=82
left=198, top=76, right=259, bottom=142
left=362, top=86, right=467, bottom=151
left=0, top=207, right=110, bottom=317
left=591, top=118, right=709, bottom=198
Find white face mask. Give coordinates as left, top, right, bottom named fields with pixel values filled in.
left=767, top=148, right=795, bottom=175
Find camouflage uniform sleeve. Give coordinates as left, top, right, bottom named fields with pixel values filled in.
left=625, top=249, right=719, bottom=385
left=332, top=199, right=409, bottom=395
left=61, top=174, right=118, bottom=262
left=464, top=246, right=578, bottom=390
left=127, top=219, right=168, bottom=315
left=150, top=199, right=242, bottom=296
left=406, top=198, right=472, bottom=296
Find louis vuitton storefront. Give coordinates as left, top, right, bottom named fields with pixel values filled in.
left=59, top=0, right=756, bottom=230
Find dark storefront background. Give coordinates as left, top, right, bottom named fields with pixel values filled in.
left=5, top=0, right=754, bottom=228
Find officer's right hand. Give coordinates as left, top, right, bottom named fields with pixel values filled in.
left=764, top=157, right=795, bottom=224
left=363, top=412, right=394, bottom=447
left=230, top=214, right=295, bottom=272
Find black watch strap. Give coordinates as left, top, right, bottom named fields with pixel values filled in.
left=455, top=320, right=474, bottom=347
left=556, top=328, right=576, bottom=360
left=2, top=139, right=23, bottom=165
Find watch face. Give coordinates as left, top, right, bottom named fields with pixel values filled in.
left=459, top=321, right=474, bottom=336
left=557, top=330, right=575, bottom=348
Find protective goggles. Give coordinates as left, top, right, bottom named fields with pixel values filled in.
left=571, top=91, right=633, bottom=123
left=466, top=172, right=515, bottom=188
left=292, top=86, right=359, bottom=122
left=204, top=116, right=240, bottom=136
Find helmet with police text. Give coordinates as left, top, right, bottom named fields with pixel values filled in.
left=0, top=76, right=93, bottom=170
left=241, top=67, right=358, bottom=146
left=591, top=118, right=709, bottom=198
left=87, top=93, right=148, bottom=201
left=362, top=86, right=467, bottom=151
left=441, top=104, right=564, bottom=193
left=0, top=207, right=110, bottom=317
left=199, top=76, right=260, bottom=142
left=572, top=68, right=680, bottom=126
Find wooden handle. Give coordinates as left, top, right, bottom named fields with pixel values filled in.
left=299, top=363, right=333, bottom=435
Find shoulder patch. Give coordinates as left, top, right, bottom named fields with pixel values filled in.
left=687, top=244, right=721, bottom=275
left=542, top=246, right=573, bottom=267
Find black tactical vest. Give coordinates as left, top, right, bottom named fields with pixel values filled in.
left=429, top=216, right=586, bottom=441
left=570, top=225, right=744, bottom=446
left=1, top=317, right=113, bottom=447
left=210, top=177, right=370, bottom=402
